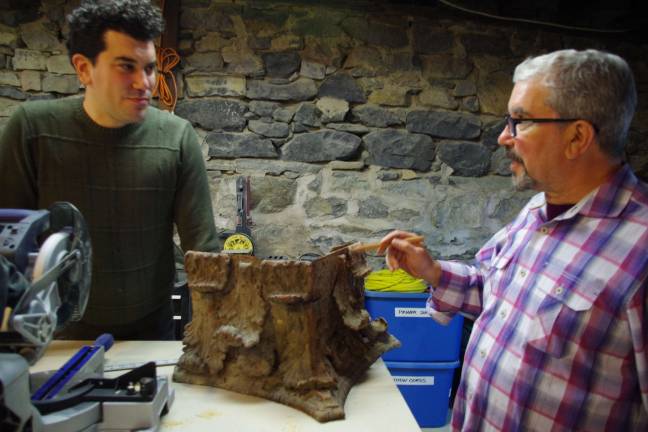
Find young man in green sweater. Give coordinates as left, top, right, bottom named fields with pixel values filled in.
left=0, top=0, right=220, bottom=339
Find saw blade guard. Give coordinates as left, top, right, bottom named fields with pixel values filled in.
left=46, top=202, right=92, bottom=325
left=3, top=202, right=92, bottom=363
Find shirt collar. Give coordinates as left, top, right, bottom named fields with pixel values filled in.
left=527, top=164, right=636, bottom=220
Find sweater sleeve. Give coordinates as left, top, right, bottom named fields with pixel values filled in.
left=173, top=122, right=221, bottom=253
left=0, top=105, right=38, bottom=209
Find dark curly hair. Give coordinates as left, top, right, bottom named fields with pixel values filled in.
left=66, top=0, right=164, bottom=63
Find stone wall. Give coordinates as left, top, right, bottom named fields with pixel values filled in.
left=1, top=0, right=647, bottom=268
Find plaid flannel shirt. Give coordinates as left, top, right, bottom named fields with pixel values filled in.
left=428, top=165, right=648, bottom=431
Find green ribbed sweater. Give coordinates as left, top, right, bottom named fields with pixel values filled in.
left=0, top=97, right=220, bottom=326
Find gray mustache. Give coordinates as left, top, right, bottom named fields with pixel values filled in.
left=506, top=149, right=523, bottom=164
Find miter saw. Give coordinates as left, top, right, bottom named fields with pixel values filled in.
left=0, top=202, right=174, bottom=432
left=0, top=202, right=92, bottom=363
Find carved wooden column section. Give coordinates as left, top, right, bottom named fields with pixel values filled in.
left=173, top=251, right=400, bottom=422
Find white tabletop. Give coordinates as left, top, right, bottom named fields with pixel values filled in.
left=34, top=340, right=421, bottom=432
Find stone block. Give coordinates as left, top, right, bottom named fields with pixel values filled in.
left=329, top=160, right=364, bottom=170
left=350, top=104, right=402, bottom=128
left=491, top=146, right=512, bottom=176
left=294, top=102, right=322, bottom=127
left=462, top=96, right=480, bottom=113
left=437, top=141, right=491, bottom=177
left=300, top=60, right=326, bottom=80
left=185, top=75, right=245, bottom=97
left=249, top=176, right=297, bottom=213
left=248, top=119, right=290, bottom=138
left=326, top=122, right=369, bottom=135
left=0, top=85, right=28, bottom=100
left=41, top=73, right=79, bottom=94
left=318, top=73, right=366, bottom=103
left=364, top=129, right=436, bottom=171
left=0, top=96, right=21, bottom=117
left=222, top=45, right=264, bottom=77
left=13, top=49, right=48, bottom=71
left=273, top=107, right=295, bottom=123
left=368, top=85, right=409, bottom=107
left=0, top=28, right=18, bottom=46
left=304, top=196, right=348, bottom=218
left=262, top=51, right=301, bottom=78
left=46, top=54, right=75, bottom=74
left=406, top=110, right=481, bottom=140
left=316, top=97, right=348, bottom=123
left=19, top=18, right=65, bottom=51
left=176, top=98, right=248, bottom=131
left=195, top=32, right=229, bottom=52
left=247, top=78, right=317, bottom=102
left=0, top=70, right=20, bottom=87
left=206, top=131, right=278, bottom=159
left=358, top=198, right=389, bottom=218
left=419, top=87, right=459, bottom=110
left=270, top=34, right=304, bottom=51
left=282, top=130, right=361, bottom=162
left=184, top=52, right=224, bottom=72
left=249, top=100, right=279, bottom=117
left=420, top=54, right=473, bottom=81
left=454, top=80, right=477, bottom=97
left=476, top=69, right=512, bottom=116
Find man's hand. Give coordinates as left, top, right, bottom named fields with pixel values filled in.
left=378, top=230, right=441, bottom=286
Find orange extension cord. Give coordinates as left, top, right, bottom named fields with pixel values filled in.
left=153, top=0, right=180, bottom=112
left=153, top=46, right=180, bottom=112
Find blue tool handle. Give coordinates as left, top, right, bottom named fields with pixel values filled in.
left=31, top=333, right=114, bottom=401
left=0, top=208, right=35, bottom=222
left=95, top=333, right=114, bottom=351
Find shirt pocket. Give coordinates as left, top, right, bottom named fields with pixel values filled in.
left=526, top=268, right=604, bottom=358
left=486, top=248, right=516, bottom=300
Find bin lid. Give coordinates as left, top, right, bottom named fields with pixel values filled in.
left=385, top=360, right=460, bottom=370
left=364, top=290, right=430, bottom=300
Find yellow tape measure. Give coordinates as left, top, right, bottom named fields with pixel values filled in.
left=223, top=233, right=254, bottom=254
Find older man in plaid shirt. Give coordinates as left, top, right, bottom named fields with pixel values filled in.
left=381, top=49, right=647, bottom=431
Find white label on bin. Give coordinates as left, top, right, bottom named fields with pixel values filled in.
left=393, top=376, right=435, bottom=386
left=395, top=307, right=429, bottom=317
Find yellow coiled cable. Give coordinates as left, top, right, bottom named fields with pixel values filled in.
left=364, top=269, right=427, bottom=293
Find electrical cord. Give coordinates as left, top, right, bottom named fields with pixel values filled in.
left=438, top=0, right=632, bottom=33
left=365, top=268, right=428, bottom=293
left=153, top=0, right=180, bottom=112
left=153, top=47, right=180, bottom=112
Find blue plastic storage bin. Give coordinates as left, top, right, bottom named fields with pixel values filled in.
left=386, top=360, right=459, bottom=428
left=364, top=290, right=463, bottom=361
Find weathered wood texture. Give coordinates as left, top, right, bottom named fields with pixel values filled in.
left=173, top=251, right=400, bottom=422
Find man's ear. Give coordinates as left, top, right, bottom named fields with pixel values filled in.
left=564, top=120, right=596, bottom=160
left=71, top=53, right=93, bottom=87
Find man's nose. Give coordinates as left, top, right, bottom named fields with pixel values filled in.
left=498, top=124, right=514, bottom=147
left=133, top=69, right=152, bottom=91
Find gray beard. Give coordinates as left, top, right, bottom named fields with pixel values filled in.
left=507, top=148, right=538, bottom=191
left=512, top=168, right=537, bottom=191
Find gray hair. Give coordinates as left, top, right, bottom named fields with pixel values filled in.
left=513, top=49, right=637, bottom=159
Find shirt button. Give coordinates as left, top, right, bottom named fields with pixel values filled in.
left=519, top=269, right=527, bottom=278
left=540, top=227, right=549, bottom=234
left=555, top=286, right=564, bottom=295
left=479, top=349, right=486, bottom=358
left=499, top=309, right=507, bottom=318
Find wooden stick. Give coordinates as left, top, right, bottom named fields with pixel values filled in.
left=349, top=235, right=424, bottom=253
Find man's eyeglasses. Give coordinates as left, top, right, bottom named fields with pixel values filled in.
left=504, top=115, right=587, bottom=137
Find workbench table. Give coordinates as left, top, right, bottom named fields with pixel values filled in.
left=33, top=340, right=421, bottom=432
